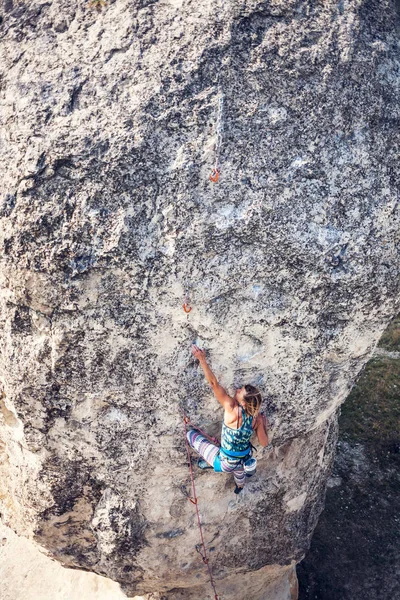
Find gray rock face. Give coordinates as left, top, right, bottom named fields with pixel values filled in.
left=0, top=0, right=399, bottom=598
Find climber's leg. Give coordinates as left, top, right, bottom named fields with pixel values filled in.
left=186, top=430, right=219, bottom=467
left=233, top=464, right=246, bottom=488
left=218, top=458, right=246, bottom=492
left=186, top=431, right=247, bottom=490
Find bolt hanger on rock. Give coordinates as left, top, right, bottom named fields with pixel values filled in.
left=209, top=167, right=220, bottom=183
left=183, top=288, right=193, bottom=315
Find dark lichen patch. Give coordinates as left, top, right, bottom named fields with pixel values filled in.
left=0, top=193, right=16, bottom=217
left=38, top=458, right=102, bottom=519
left=73, top=499, right=150, bottom=591
left=10, top=305, right=32, bottom=334
left=34, top=458, right=106, bottom=570
left=155, top=528, right=184, bottom=539
left=108, top=503, right=148, bottom=557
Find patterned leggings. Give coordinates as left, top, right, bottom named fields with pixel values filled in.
left=186, top=429, right=246, bottom=487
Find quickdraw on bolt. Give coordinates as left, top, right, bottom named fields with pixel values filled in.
left=183, top=303, right=192, bottom=313
left=179, top=485, right=197, bottom=505
left=209, top=168, right=220, bottom=183
left=195, top=545, right=209, bottom=564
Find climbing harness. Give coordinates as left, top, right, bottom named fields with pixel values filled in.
left=182, top=414, right=221, bottom=600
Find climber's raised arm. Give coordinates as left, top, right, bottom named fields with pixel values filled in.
left=191, top=345, right=235, bottom=410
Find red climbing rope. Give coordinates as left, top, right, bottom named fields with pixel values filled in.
left=183, top=415, right=220, bottom=446
left=182, top=414, right=220, bottom=600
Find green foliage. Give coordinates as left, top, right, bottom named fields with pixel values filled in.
left=378, top=313, right=400, bottom=351
left=341, top=357, right=400, bottom=447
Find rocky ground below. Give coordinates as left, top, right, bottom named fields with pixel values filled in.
left=297, top=316, right=400, bottom=600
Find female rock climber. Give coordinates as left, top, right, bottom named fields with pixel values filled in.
left=187, top=344, right=269, bottom=494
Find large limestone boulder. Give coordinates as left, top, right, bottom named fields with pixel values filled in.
left=0, top=0, right=399, bottom=598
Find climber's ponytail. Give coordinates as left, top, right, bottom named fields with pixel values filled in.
left=243, top=384, right=262, bottom=419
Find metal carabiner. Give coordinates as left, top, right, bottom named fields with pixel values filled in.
left=209, top=168, right=220, bottom=183
left=183, top=303, right=192, bottom=313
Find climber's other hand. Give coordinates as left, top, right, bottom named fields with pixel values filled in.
left=260, top=412, right=269, bottom=430
left=192, top=344, right=206, bottom=362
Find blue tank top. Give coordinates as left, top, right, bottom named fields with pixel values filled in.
left=221, top=406, right=253, bottom=457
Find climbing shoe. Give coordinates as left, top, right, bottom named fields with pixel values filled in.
left=234, top=485, right=244, bottom=495
left=197, top=458, right=213, bottom=470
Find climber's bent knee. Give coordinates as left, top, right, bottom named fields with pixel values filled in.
left=186, top=429, right=195, bottom=447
